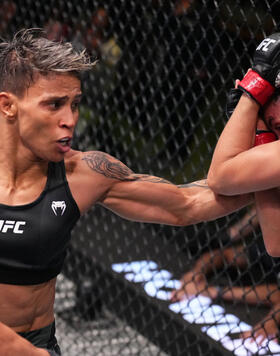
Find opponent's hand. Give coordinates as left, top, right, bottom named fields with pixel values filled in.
left=226, top=88, right=243, bottom=119
left=225, top=78, right=245, bottom=119
left=238, top=33, right=280, bottom=105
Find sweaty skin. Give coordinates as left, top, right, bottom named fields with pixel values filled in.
left=0, top=73, right=252, bottom=332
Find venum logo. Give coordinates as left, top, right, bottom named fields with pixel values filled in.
left=51, top=201, right=66, bottom=216
left=0, top=220, right=26, bottom=234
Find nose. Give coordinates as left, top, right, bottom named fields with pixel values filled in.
left=59, top=107, right=77, bottom=129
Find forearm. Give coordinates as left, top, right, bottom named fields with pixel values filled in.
left=208, top=95, right=260, bottom=194
left=102, top=174, right=253, bottom=226
left=255, top=188, right=280, bottom=256
left=213, top=94, right=259, bottom=155
left=179, top=180, right=253, bottom=226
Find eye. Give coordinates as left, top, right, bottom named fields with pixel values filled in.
left=49, top=100, right=63, bottom=110
left=71, top=100, right=80, bottom=111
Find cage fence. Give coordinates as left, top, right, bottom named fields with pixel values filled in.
left=2, top=0, right=280, bottom=355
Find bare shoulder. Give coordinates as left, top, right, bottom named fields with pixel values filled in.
left=65, top=151, right=174, bottom=189
left=80, top=150, right=134, bottom=180
left=77, top=150, right=173, bottom=184
left=64, top=150, right=127, bottom=213
left=65, top=149, right=136, bottom=181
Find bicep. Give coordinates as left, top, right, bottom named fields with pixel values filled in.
left=81, top=151, right=185, bottom=224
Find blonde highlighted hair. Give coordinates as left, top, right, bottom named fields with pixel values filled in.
left=0, top=28, right=97, bottom=96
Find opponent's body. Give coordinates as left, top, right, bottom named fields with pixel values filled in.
left=208, top=32, right=280, bottom=258
left=0, top=29, right=255, bottom=355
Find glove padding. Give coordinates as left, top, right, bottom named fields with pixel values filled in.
left=226, top=88, right=243, bottom=119
left=238, top=33, right=280, bottom=105
left=254, top=130, right=277, bottom=146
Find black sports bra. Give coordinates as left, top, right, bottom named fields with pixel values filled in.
left=0, top=160, right=80, bottom=285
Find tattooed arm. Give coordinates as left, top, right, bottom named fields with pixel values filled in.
left=77, top=151, right=253, bottom=225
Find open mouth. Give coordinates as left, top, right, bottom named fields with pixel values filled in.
left=58, top=137, right=71, bottom=146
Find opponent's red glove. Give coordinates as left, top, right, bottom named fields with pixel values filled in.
left=254, top=130, right=277, bottom=146
left=238, top=33, right=280, bottom=106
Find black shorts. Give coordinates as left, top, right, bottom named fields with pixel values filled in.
left=18, top=320, right=61, bottom=355
left=47, top=350, right=61, bottom=356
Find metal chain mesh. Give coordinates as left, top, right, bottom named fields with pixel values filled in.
left=2, top=0, right=280, bottom=355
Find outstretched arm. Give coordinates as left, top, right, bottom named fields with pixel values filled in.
left=102, top=176, right=253, bottom=226
left=80, top=151, right=253, bottom=226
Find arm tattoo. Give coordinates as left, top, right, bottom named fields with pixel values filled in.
left=82, top=151, right=172, bottom=184
left=178, top=179, right=209, bottom=189
left=82, top=151, right=134, bottom=181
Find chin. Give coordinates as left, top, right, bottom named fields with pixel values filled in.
left=36, top=151, right=65, bottom=163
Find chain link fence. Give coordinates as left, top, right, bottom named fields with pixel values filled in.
left=2, top=0, right=280, bottom=355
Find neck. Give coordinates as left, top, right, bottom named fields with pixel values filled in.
left=0, top=122, right=48, bottom=186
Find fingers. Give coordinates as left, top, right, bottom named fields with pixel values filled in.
left=235, top=79, right=240, bottom=89
left=234, top=68, right=252, bottom=88
left=240, top=322, right=278, bottom=347
left=170, top=288, right=186, bottom=302
left=240, top=330, right=266, bottom=347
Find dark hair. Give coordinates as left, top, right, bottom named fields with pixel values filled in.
left=0, top=28, right=96, bottom=97
left=259, top=88, right=280, bottom=121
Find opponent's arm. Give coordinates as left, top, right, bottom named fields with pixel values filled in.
left=208, top=33, right=280, bottom=195
left=82, top=151, right=252, bottom=226
left=207, top=33, right=280, bottom=256
left=207, top=94, right=280, bottom=195
left=224, top=92, right=280, bottom=255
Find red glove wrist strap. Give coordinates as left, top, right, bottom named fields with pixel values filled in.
left=254, top=131, right=277, bottom=146
left=238, top=70, right=275, bottom=106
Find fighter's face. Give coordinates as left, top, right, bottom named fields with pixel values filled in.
left=15, top=73, right=82, bottom=162
left=264, top=96, right=280, bottom=138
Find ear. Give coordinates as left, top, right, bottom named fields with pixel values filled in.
left=0, top=92, right=17, bottom=120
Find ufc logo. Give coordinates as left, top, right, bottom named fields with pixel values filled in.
left=256, top=38, right=276, bottom=52
left=0, top=220, right=26, bottom=234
